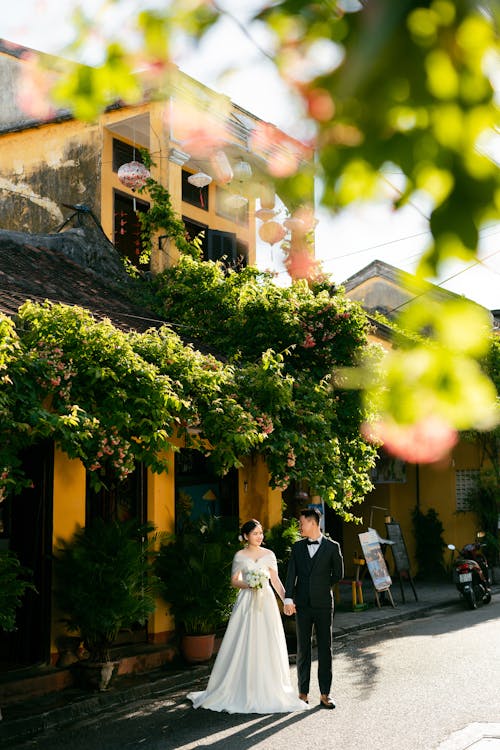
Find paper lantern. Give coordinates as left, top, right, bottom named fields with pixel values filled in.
left=284, top=217, right=306, bottom=233
left=258, top=220, right=286, bottom=245
left=260, top=183, right=276, bottom=210
left=187, top=172, right=212, bottom=188
left=255, top=208, right=277, bottom=222
left=233, top=159, right=252, bottom=182
left=226, top=193, right=248, bottom=209
left=211, top=150, right=233, bottom=184
left=117, top=161, right=150, bottom=190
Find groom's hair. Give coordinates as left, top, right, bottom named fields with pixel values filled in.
left=299, top=507, right=321, bottom=525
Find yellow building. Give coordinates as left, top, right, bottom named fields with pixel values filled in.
left=0, top=39, right=297, bottom=673
left=338, top=260, right=498, bottom=591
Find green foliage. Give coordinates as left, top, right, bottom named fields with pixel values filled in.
left=54, top=519, right=158, bottom=662
left=137, top=159, right=200, bottom=264
left=412, top=506, right=447, bottom=580
left=149, top=255, right=377, bottom=509
left=0, top=550, right=36, bottom=632
left=155, top=515, right=239, bottom=635
left=32, top=0, right=500, bottom=443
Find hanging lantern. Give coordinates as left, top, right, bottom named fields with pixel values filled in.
left=233, top=159, right=252, bottom=182
left=260, top=183, right=276, bottom=210
left=211, top=150, right=233, bottom=184
left=258, top=220, right=287, bottom=246
left=284, top=217, right=306, bottom=233
left=117, top=161, right=151, bottom=190
left=225, top=193, right=248, bottom=209
left=255, top=208, right=277, bottom=222
left=187, top=172, right=212, bottom=188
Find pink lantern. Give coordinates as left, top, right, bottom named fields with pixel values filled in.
left=117, top=161, right=150, bottom=190
left=255, top=208, right=277, bottom=221
left=210, top=150, right=233, bottom=184
left=258, top=220, right=286, bottom=246
left=284, top=217, right=306, bottom=233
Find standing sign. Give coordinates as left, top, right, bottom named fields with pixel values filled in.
left=385, top=521, right=418, bottom=602
left=358, top=530, right=395, bottom=607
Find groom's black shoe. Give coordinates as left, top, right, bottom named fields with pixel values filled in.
left=298, top=693, right=308, bottom=704
left=319, top=694, right=336, bottom=709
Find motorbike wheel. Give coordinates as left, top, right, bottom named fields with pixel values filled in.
left=464, top=588, right=477, bottom=609
left=483, top=591, right=492, bottom=605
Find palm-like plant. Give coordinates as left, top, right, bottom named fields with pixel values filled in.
left=55, top=519, right=158, bottom=663
left=156, top=515, right=239, bottom=636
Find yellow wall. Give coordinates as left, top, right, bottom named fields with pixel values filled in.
left=341, top=439, right=481, bottom=582
left=51, top=448, right=86, bottom=658
left=147, top=448, right=176, bottom=642
left=238, top=455, right=282, bottom=530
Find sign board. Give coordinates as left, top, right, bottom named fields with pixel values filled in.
left=358, top=530, right=392, bottom=592
left=385, top=522, right=411, bottom=574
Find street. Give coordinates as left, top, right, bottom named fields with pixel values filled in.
left=10, top=598, right=500, bottom=750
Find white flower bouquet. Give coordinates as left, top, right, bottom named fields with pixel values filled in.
left=246, top=569, right=270, bottom=590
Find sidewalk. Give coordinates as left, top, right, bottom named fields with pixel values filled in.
left=0, top=581, right=497, bottom=747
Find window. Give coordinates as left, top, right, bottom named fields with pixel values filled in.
left=455, top=469, right=479, bottom=512
left=182, top=170, right=209, bottom=211
left=112, top=138, right=144, bottom=172
left=207, top=229, right=237, bottom=263
left=183, top=219, right=245, bottom=267
left=114, top=191, right=149, bottom=269
left=86, top=464, right=147, bottom=526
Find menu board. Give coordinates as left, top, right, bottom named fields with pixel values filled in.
left=385, top=522, right=411, bottom=574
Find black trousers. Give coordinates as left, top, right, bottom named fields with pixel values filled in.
left=295, top=605, right=333, bottom=695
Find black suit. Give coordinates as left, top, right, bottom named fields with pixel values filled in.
left=285, top=536, right=344, bottom=696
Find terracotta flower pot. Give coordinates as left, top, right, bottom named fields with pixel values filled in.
left=181, top=633, right=215, bottom=663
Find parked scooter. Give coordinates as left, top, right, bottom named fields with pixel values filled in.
left=447, top=532, right=492, bottom=610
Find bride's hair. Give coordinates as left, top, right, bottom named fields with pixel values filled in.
left=240, top=519, right=262, bottom=540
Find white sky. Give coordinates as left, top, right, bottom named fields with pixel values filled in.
left=1, top=0, right=499, bottom=310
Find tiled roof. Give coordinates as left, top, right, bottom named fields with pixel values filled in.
left=0, top=228, right=166, bottom=333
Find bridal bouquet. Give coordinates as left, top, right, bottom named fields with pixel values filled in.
left=246, top=569, right=270, bottom=590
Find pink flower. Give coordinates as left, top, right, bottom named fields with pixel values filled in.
left=362, top=416, right=458, bottom=464
left=302, top=333, right=316, bottom=349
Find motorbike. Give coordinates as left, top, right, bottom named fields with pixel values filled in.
left=447, top=532, right=492, bottom=610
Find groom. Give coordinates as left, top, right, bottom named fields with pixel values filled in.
left=284, top=507, right=344, bottom=709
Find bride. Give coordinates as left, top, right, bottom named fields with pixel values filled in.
left=187, top=519, right=310, bottom=714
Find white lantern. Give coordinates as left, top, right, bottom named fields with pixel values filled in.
left=117, top=161, right=150, bottom=190
left=226, top=194, right=248, bottom=209
left=187, top=172, right=213, bottom=188
left=233, top=159, right=252, bottom=182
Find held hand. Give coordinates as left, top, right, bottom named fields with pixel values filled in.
left=283, top=603, right=296, bottom=616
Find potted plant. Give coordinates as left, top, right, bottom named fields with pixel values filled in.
left=54, top=518, right=158, bottom=690
left=155, top=514, right=239, bottom=663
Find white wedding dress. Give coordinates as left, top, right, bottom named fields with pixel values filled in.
left=187, top=549, right=310, bottom=714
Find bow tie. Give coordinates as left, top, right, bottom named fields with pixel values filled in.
left=307, top=539, right=319, bottom=545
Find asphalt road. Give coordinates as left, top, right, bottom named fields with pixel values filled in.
left=11, top=598, right=500, bottom=750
